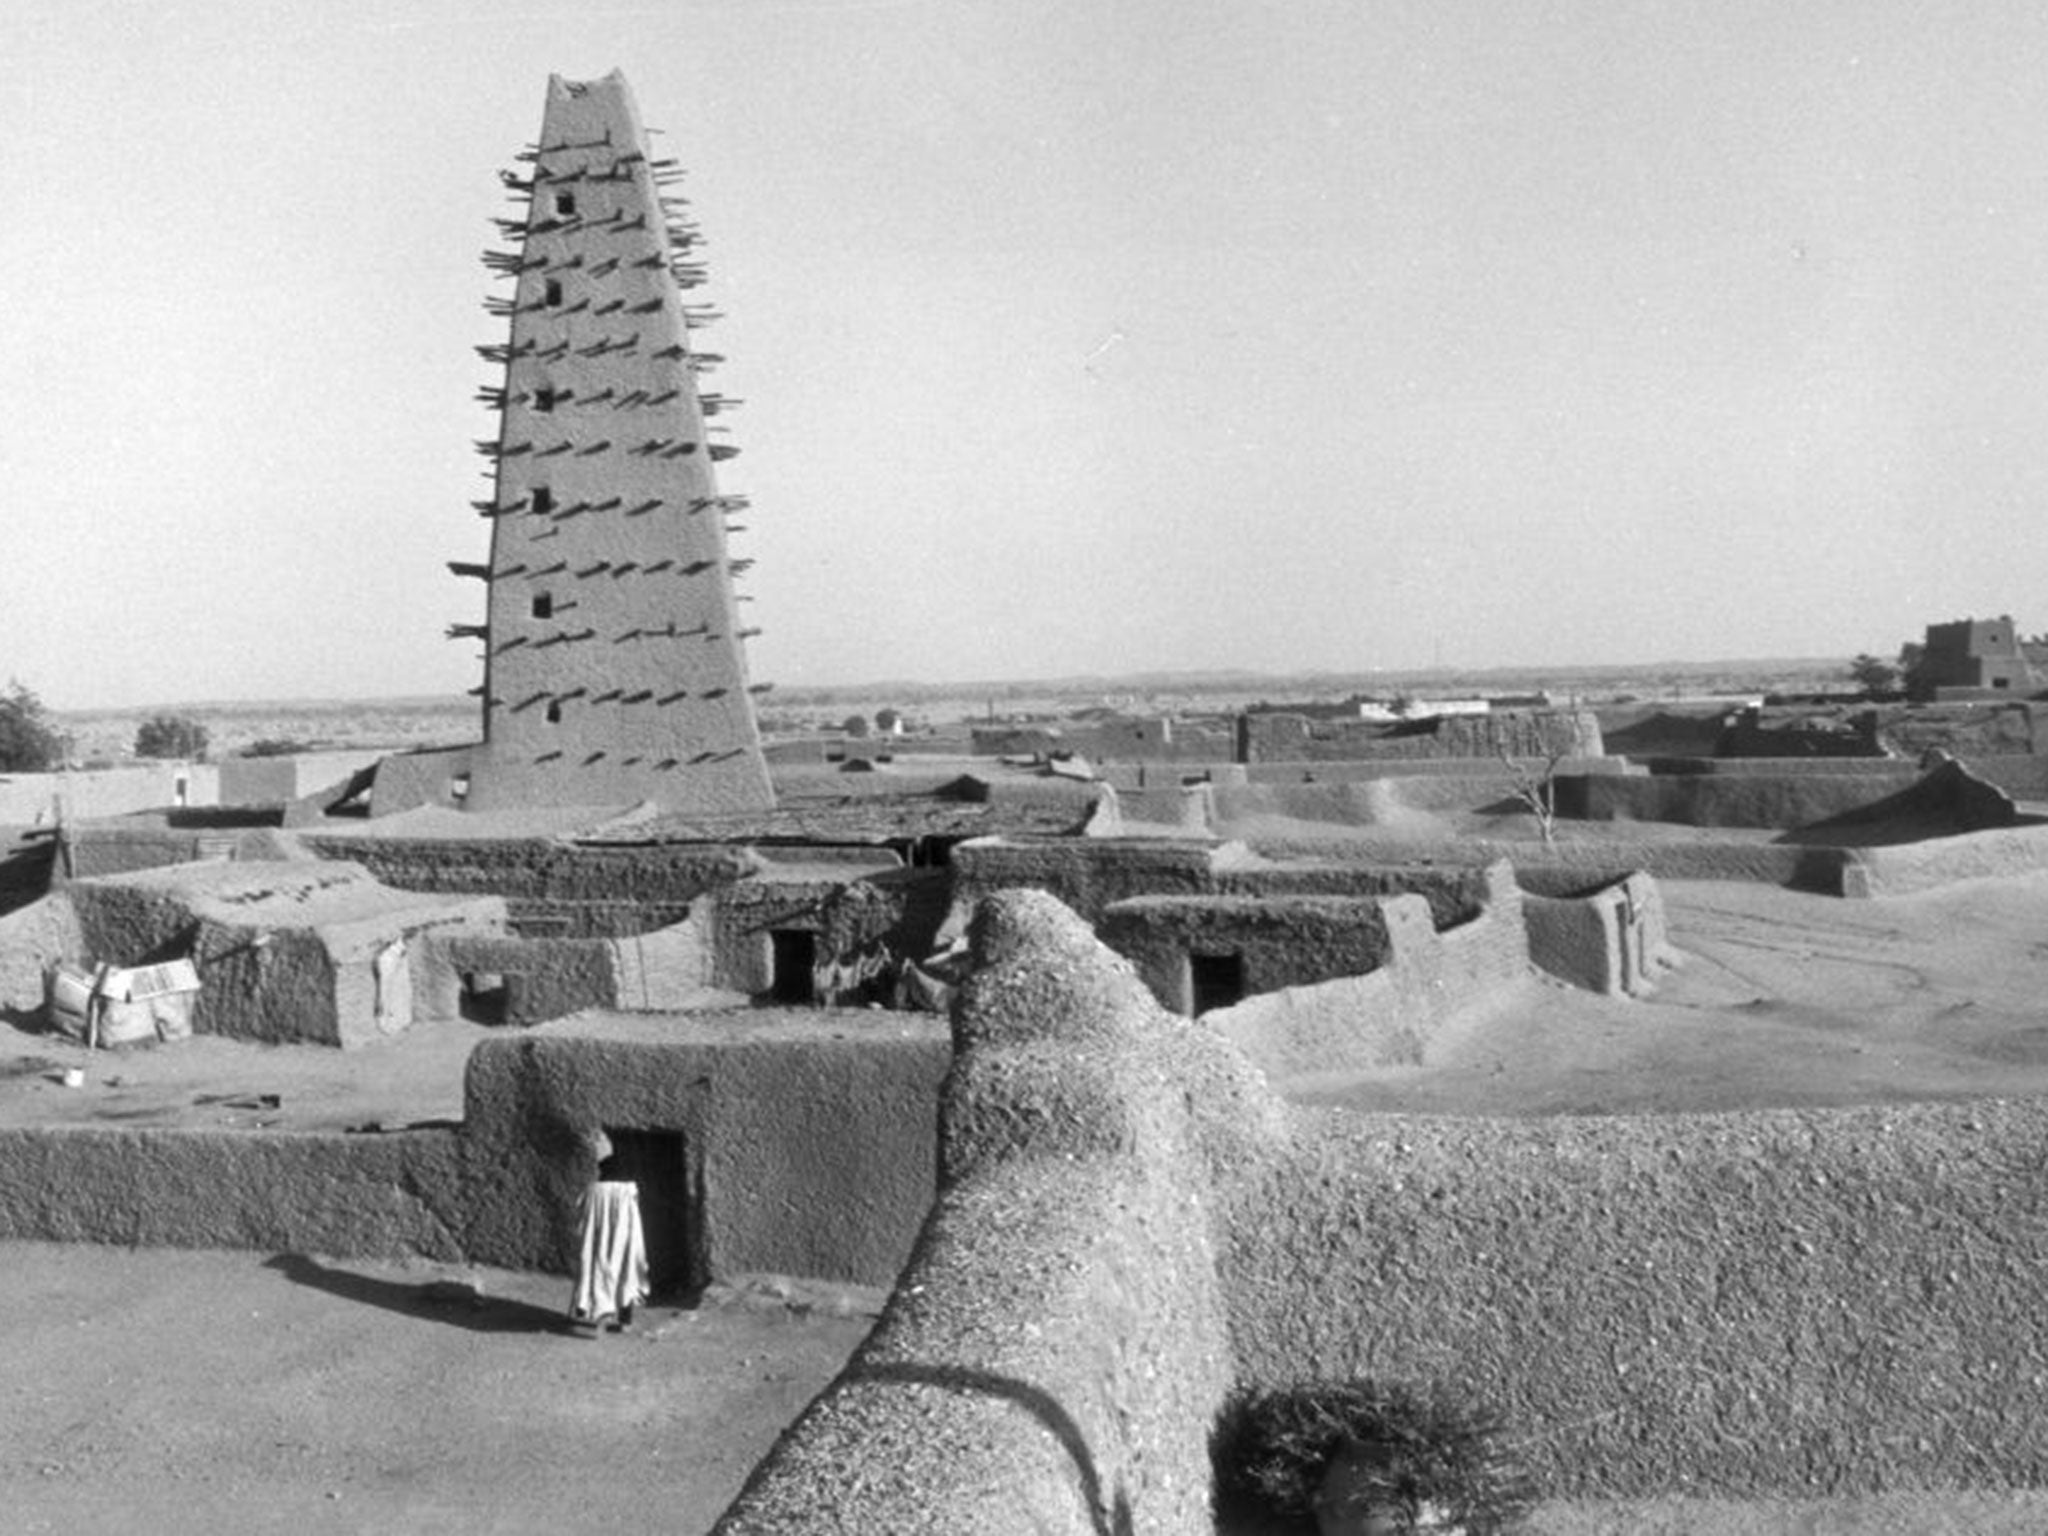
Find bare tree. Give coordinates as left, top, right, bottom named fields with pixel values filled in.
left=1496, top=742, right=1568, bottom=845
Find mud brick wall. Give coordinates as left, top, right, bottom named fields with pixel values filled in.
left=1242, top=708, right=1602, bottom=765
left=712, top=891, right=1278, bottom=1536
left=1098, top=895, right=1400, bottom=1015
left=305, top=833, right=760, bottom=909
left=0, top=1127, right=466, bottom=1260
left=460, top=1014, right=950, bottom=1287
left=1522, top=870, right=1676, bottom=995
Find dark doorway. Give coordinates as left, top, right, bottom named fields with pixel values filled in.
left=768, top=929, right=816, bottom=1004
left=603, top=1128, right=703, bottom=1300
left=459, top=971, right=510, bottom=1024
left=1188, top=952, right=1246, bottom=1016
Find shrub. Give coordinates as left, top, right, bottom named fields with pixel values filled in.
left=241, top=737, right=316, bottom=758
left=134, top=714, right=210, bottom=761
left=1215, top=1380, right=1535, bottom=1534
left=0, top=680, right=64, bottom=772
left=1846, top=654, right=1899, bottom=695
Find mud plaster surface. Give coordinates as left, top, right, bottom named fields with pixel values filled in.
left=8, top=868, right=2048, bottom=1135
left=1280, top=871, right=2048, bottom=1116
left=13, top=876, right=2048, bottom=1530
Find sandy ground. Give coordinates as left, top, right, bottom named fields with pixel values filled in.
left=1286, top=871, right=2048, bottom=1115
left=0, top=1241, right=875, bottom=1536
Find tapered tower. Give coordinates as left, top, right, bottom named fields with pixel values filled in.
left=456, top=71, right=773, bottom=814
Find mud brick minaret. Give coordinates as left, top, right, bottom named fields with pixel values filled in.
left=455, top=71, right=774, bottom=814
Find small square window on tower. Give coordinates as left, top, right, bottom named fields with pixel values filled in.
left=554, top=191, right=577, bottom=218
left=530, top=486, right=554, bottom=515
left=532, top=592, right=554, bottom=620
left=533, top=387, right=560, bottom=413
left=545, top=699, right=563, bottom=723
left=544, top=277, right=564, bottom=307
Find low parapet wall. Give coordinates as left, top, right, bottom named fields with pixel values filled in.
left=949, top=837, right=1221, bottom=925
left=1522, top=871, right=1677, bottom=996
left=1242, top=832, right=1828, bottom=889
left=1228, top=1098, right=2048, bottom=1499
left=1561, top=770, right=1927, bottom=828
left=1838, top=823, right=2048, bottom=897
left=0, top=1126, right=465, bottom=1259
left=1098, top=893, right=1404, bottom=1015
left=304, top=832, right=762, bottom=915
left=713, top=893, right=2048, bottom=1528
left=1173, top=864, right=1530, bottom=1080
left=713, top=890, right=1280, bottom=1535
left=1241, top=708, right=1602, bottom=765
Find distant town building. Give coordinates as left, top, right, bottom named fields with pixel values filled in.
left=1913, top=616, right=2045, bottom=700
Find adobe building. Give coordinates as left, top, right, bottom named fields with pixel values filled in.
left=1913, top=615, right=2041, bottom=700
left=402, top=71, right=773, bottom=817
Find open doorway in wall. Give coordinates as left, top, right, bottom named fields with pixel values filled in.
left=459, top=971, right=511, bottom=1024
left=1188, top=952, right=1246, bottom=1016
left=604, top=1128, right=704, bottom=1300
left=768, top=929, right=816, bottom=1004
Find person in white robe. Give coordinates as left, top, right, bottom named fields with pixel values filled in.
left=570, top=1127, right=648, bottom=1333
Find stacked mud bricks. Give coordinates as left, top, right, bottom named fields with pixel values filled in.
left=459, top=72, right=774, bottom=814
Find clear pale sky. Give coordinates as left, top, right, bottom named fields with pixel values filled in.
left=8, top=0, right=2048, bottom=707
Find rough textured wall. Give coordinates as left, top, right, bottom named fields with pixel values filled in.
left=953, top=836, right=1504, bottom=938
left=460, top=1014, right=949, bottom=1286
left=1564, top=759, right=2018, bottom=839
left=0, top=1127, right=465, bottom=1260
left=1227, top=1098, right=2048, bottom=1499
left=61, top=826, right=230, bottom=880
left=1116, top=782, right=1218, bottom=831
left=1839, top=824, right=2048, bottom=897
left=948, top=837, right=1221, bottom=926
left=1233, top=756, right=1627, bottom=785
left=1208, top=860, right=1492, bottom=929
left=305, top=832, right=760, bottom=913
left=0, top=892, right=83, bottom=1013
left=1242, top=830, right=1830, bottom=889
left=714, top=890, right=1283, bottom=1535
left=1523, top=871, right=1677, bottom=995
left=1206, top=865, right=1530, bottom=1079
left=1874, top=701, right=2037, bottom=760
left=1562, top=770, right=1925, bottom=829
left=1059, top=716, right=1237, bottom=765
left=63, top=862, right=506, bottom=1047
left=1097, top=894, right=1399, bottom=1014
left=428, top=932, right=622, bottom=1024
left=466, top=71, right=773, bottom=814
left=709, top=867, right=946, bottom=994
left=1717, top=709, right=1885, bottom=758
left=1243, top=708, right=1602, bottom=764
left=1215, top=774, right=1534, bottom=829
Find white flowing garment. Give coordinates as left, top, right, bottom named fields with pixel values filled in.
left=572, top=1180, right=650, bottom=1322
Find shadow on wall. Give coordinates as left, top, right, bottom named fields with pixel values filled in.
left=853, top=1362, right=1136, bottom=1536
